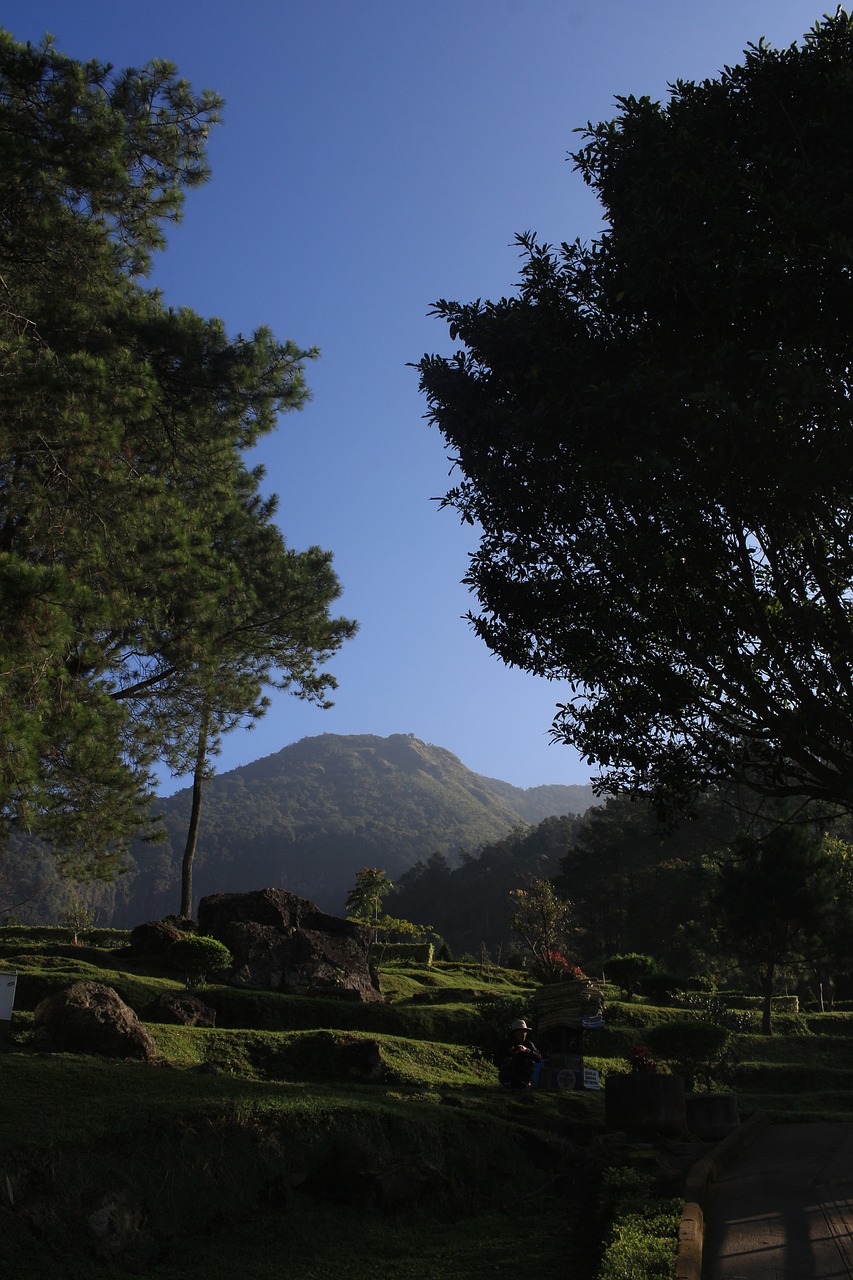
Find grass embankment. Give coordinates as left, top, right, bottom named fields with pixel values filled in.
left=3, top=929, right=853, bottom=1278
left=0, top=934, right=602, bottom=1279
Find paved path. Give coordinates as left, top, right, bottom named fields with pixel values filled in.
left=702, top=1122, right=853, bottom=1279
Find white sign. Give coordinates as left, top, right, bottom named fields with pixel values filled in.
left=583, top=1067, right=601, bottom=1090
left=0, top=973, right=18, bottom=1023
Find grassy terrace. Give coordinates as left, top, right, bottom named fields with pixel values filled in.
left=1, top=927, right=852, bottom=1278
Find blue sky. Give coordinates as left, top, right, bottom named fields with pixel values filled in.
left=4, top=1, right=828, bottom=792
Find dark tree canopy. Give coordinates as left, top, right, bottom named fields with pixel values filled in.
left=417, top=11, right=853, bottom=812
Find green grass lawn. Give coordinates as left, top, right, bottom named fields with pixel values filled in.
left=3, top=927, right=853, bottom=1278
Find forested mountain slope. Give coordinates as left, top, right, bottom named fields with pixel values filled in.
left=119, top=734, right=596, bottom=923
left=476, top=776, right=596, bottom=825
left=1, top=734, right=596, bottom=926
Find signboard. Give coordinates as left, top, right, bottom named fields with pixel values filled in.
left=535, top=1054, right=587, bottom=1090
left=0, top=972, right=18, bottom=1040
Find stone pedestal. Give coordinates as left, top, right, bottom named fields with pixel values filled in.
left=605, top=1072, right=687, bottom=1137
left=685, top=1092, right=740, bottom=1141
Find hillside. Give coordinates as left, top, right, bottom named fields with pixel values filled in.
left=476, top=775, right=597, bottom=824
left=121, top=733, right=596, bottom=924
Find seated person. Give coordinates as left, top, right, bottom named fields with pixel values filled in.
left=493, top=1018, right=542, bottom=1089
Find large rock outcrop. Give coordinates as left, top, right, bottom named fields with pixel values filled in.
left=197, top=888, right=382, bottom=1002
left=33, top=982, right=157, bottom=1060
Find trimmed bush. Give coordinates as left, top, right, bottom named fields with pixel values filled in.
left=641, top=973, right=716, bottom=1004
left=716, top=991, right=799, bottom=1013
left=166, top=936, right=233, bottom=989
left=604, top=954, right=658, bottom=1001
left=644, top=1018, right=732, bottom=1091
left=636, top=973, right=679, bottom=1005
left=804, top=1013, right=853, bottom=1036
left=676, top=991, right=758, bottom=1033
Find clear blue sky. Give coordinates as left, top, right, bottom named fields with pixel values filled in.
left=4, top=0, right=827, bottom=792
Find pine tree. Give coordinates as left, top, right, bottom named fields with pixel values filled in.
left=0, top=31, right=355, bottom=880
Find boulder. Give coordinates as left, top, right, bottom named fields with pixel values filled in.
left=141, top=991, right=216, bottom=1027
left=127, top=918, right=190, bottom=957
left=197, top=888, right=383, bottom=1002
left=33, top=982, right=157, bottom=1061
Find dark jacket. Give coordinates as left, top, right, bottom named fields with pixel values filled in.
left=493, top=1032, right=542, bottom=1085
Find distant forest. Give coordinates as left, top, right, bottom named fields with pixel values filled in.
left=387, top=793, right=736, bottom=969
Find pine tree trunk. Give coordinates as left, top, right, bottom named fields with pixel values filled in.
left=180, top=710, right=209, bottom=919
left=761, top=958, right=775, bottom=1035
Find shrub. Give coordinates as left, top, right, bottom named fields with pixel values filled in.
left=597, top=1165, right=655, bottom=1220
left=644, top=1018, right=732, bottom=1091
left=627, top=1044, right=659, bottom=1074
left=166, top=936, right=233, bottom=989
left=676, top=991, right=757, bottom=1034
left=530, top=949, right=586, bottom=982
left=597, top=1206, right=681, bottom=1280
left=595, top=1167, right=680, bottom=1280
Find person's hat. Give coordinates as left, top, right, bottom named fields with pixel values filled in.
left=510, top=1019, right=528, bottom=1030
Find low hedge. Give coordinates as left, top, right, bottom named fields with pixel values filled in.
left=716, top=992, right=799, bottom=1013
left=804, top=1013, right=853, bottom=1036
left=380, top=942, right=434, bottom=965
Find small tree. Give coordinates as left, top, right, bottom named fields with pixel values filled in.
left=346, top=867, right=435, bottom=959
left=64, top=897, right=95, bottom=947
left=508, top=877, right=576, bottom=981
left=605, top=953, right=658, bottom=1001
left=166, top=935, right=232, bottom=989
left=345, top=868, right=395, bottom=925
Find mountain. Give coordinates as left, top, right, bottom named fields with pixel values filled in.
left=121, top=734, right=597, bottom=923
left=475, top=776, right=597, bottom=825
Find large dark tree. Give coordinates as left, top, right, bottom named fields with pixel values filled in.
left=0, top=32, right=354, bottom=878
left=417, top=11, right=853, bottom=812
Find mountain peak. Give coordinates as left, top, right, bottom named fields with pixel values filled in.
left=130, top=734, right=597, bottom=922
